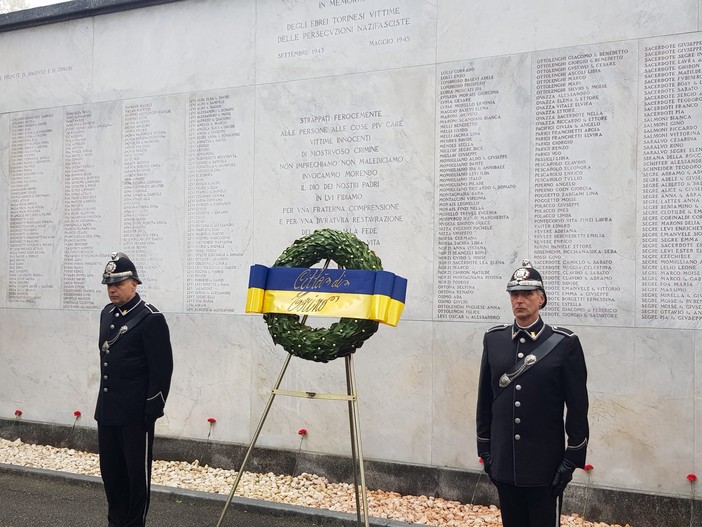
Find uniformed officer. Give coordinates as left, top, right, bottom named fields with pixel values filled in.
left=475, top=259, right=589, bottom=527
left=94, top=252, right=173, bottom=527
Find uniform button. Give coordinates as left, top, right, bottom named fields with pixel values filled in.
left=519, top=337, right=526, bottom=343
left=517, top=353, right=524, bottom=359
left=516, top=384, right=522, bottom=391
left=515, top=401, right=521, bottom=407
left=103, top=375, right=108, bottom=380
left=115, top=312, right=120, bottom=317
left=103, top=362, right=108, bottom=367
left=103, top=387, right=108, bottom=392
left=106, top=350, right=110, bottom=354
left=515, top=434, right=521, bottom=440
left=110, top=324, right=115, bottom=329
left=515, top=418, right=521, bottom=424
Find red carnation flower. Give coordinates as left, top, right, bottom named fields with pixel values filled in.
left=14, top=409, right=22, bottom=417
left=207, top=417, right=217, bottom=424
left=298, top=428, right=307, bottom=436
left=479, top=457, right=484, bottom=464
left=584, top=464, right=594, bottom=472
left=73, top=410, right=82, bottom=417
left=688, top=474, right=698, bottom=482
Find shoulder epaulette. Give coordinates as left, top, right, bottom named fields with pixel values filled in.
left=551, top=326, right=576, bottom=337
left=144, top=303, right=161, bottom=314
left=487, top=324, right=510, bottom=333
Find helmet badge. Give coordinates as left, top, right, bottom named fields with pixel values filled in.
left=513, top=267, right=531, bottom=281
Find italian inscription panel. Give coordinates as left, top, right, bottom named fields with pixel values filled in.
left=254, top=68, right=435, bottom=318
left=121, top=96, right=186, bottom=307
left=2, top=92, right=255, bottom=312
left=0, top=23, right=701, bottom=328
left=435, top=54, right=531, bottom=322
left=638, top=34, right=702, bottom=327
left=257, top=0, right=437, bottom=83
left=63, top=102, right=122, bottom=309
left=531, top=42, right=638, bottom=326
left=7, top=109, right=64, bottom=308
left=185, top=88, right=255, bottom=313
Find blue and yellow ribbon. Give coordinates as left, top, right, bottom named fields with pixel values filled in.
left=245, top=264, right=407, bottom=326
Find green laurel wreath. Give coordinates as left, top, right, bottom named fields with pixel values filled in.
left=263, top=229, right=382, bottom=363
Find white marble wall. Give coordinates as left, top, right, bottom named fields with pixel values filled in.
left=1, top=0, right=701, bottom=499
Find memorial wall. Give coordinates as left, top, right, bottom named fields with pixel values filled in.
left=0, top=0, right=701, bottom=500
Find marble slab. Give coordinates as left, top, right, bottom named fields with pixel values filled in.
left=62, top=101, right=123, bottom=309
left=158, top=313, right=253, bottom=443
left=249, top=318, right=433, bottom=464
left=183, top=88, right=256, bottom=314
left=579, top=325, right=696, bottom=493
left=530, top=41, right=639, bottom=327
left=636, top=33, right=702, bottom=328
left=695, top=329, right=702, bottom=483
left=437, top=0, right=698, bottom=63
left=0, top=309, right=94, bottom=424
left=5, top=108, right=65, bottom=308
left=0, top=114, right=8, bottom=304
left=430, top=321, right=486, bottom=469
left=92, top=0, right=256, bottom=101
left=0, top=18, right=92, bottom=113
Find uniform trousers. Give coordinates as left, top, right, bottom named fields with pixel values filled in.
left=494, top=481, right=562, bottom=527
left=98, top=421, right=155, bottom=527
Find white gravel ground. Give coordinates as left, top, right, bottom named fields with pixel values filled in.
left=0, top=438, right=632, bottom=527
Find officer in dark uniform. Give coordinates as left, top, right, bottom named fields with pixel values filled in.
left=94, top=252, right=173, bottom=527
left=476, top=259, right=589, bottom=527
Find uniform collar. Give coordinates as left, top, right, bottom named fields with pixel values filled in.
left=512, top=316, right=545, bottom=341
left=111, top=293, right=142, bottom=316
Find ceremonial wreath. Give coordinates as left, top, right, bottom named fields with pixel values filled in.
left=246, top=229, right=407, bottom=363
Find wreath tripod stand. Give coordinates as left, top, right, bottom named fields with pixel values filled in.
left=215, top=343, right=371, bottom=527
left=228, top=230, right=407, bottom=527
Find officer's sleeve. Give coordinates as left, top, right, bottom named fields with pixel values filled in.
left=562, top=335, right=589, bottom=468
left=475, top=333, right=493, bottom=456
left=142, top=314, right=174, bottom=418
left=97, top=306, right=110, bottom=349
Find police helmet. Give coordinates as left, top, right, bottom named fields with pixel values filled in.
left=506, top=259, right=547, bottom=308
left=102, top=252, right=142, bottom=285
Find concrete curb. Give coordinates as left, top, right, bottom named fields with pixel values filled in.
left=0, top=463, right=417, bottom=527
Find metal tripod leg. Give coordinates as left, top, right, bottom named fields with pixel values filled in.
left=216, top=350, right=370, bottom=527
left=346, top=354, right=370, bottom=527
left=215, top=352, right=293, bottom=527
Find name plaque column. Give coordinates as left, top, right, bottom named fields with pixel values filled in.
left=638, top=34, right=702, bottom=327
left=8, top=110, right=64, bottom=308
left=62, top=103, right=122, bottom=309
left=122, top=97, right=185, bottom=308
left=532, top=43, right=638, bottom=325
left=185, top=89, right=254, bottom=313
left=435, top=55, right=531, bottom=322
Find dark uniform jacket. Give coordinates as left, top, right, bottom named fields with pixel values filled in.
left=476, top=317, right=588, bottom=486
left=94, top=293, right=173, bottom=426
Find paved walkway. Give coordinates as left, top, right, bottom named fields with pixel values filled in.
left=0, top=464, right=413, bottom=527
